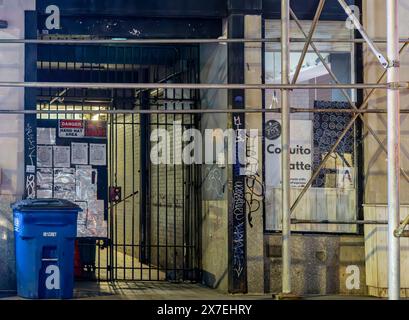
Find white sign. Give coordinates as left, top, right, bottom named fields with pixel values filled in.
left=37, top=146, right=53, bottom=168
left=265, top=119, right=313, bottom=188
left=37, top=127, right=56, bottom=145
left=71, top=142, right=88, bottom=165
left=53, top=146, right=71, bottom=168
left=90, top=144, right=107, bottom=166
left=59, top=120, right=85, bottom=138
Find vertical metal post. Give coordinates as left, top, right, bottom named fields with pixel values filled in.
left=387, top=0, right=401, bottom=300
left=281, top=0, right=291, bottom=294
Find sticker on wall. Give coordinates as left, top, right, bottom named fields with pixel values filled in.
left=71, top=142, right=88, bottom=165
left=26, top=165, right=35, bottom=174
left=59, top=120, right=85, bottom=138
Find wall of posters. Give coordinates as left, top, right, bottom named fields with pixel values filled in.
left=34, top=119, right=108, bottom=238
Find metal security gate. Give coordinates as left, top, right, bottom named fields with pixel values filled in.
left=36, top=39, right=201, bottom=282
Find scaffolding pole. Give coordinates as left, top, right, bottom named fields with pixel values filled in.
left=0, top=81, right=393, bottom=90
left=0, top=38, right=409, bottom=44
left=387, top=0, right=401, bottom=301
left=281, top=0, right=291, bottom=295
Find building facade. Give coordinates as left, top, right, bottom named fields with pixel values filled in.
left=0, top=0, right=407, bottom=297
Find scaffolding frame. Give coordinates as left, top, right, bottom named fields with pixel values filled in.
left=0, top=0, right=405, bottom=300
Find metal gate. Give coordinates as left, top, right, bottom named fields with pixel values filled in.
left=37, top=40, right=201, bottom=282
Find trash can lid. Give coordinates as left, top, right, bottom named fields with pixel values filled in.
left=11, top=199, right=82, bottom=212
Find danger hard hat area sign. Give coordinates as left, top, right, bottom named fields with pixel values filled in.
left=59, top=120, right=85, bottom=138
left=58, top=120, right=107, bottom=139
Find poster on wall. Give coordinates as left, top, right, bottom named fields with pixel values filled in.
left=37, top=127, right=56, bottom=145
left=37, top=146, right=53, bottom=168
left=71, top=142, right=88, bottom=165
left=36, top=168, right=53, bottom=199
left=53, top=146, right=71, bottom=168
left=90, top=144, right=107, bottom=166
left=265, top=119, right=313, bottom=188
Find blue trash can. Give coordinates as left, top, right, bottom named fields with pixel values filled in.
left=12, top=199, right=81, bottom=299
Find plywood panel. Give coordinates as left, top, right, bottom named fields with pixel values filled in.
left=376, top=207, right=388, bottom=288
left=364, top=205, right=409, bottom=297
left=364, top=206, right=377, bottom=288
left=266, top=187, right=357, bottom=232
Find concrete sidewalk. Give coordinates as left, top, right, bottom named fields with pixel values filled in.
left=0, top=281, right=383, bottom=300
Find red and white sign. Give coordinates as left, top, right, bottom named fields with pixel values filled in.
left=59, top=120, right=85, bottom=138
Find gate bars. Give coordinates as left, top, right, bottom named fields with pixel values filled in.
left=0, top=0, right=407, bottom=299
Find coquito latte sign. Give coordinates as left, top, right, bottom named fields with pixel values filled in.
left=265, top=119, right=313, bottom=188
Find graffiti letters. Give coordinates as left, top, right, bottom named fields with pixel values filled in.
left=232, top=180, right=246, bottom=277
left=230, top=105, right=247, bottom=291
left=246, top=172, right=265, bottom=228
left=25, top=122, right=36, bottom=199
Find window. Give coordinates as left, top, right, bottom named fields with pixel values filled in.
left=264, top=19, right=358, bottom=233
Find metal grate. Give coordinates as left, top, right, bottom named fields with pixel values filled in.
left=36, top=38, right=201, bottom=282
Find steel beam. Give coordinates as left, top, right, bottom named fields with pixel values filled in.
left=1, top=38, right=409, bottom=44
left=1, top=108, right=409, bottom=115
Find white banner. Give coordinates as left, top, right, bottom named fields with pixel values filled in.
left=265, top=119, right=313, bottom=188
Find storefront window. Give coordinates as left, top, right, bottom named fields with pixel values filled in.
left=264, top=19, right=358, bottom=233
